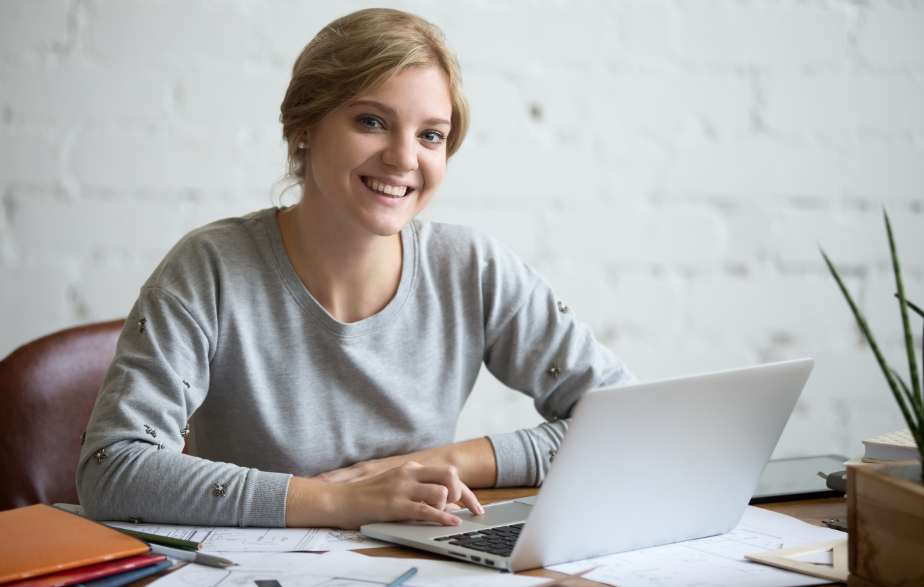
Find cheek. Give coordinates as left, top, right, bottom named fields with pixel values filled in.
left=421, top=153, right=447, bottom=195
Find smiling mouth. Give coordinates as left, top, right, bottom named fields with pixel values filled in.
left=362, top=176, right=412, bottom=198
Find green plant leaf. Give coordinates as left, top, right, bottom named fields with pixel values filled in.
left=884, top=210, right=922, bottom=407
left=891, top=368, right=923, bottom=432
left=821, top=248, right=919, bottom=436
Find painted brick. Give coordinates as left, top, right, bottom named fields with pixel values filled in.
left=1, top=67, right=168, bottom=121
left=774, top=210, right=888, bottom=268
left=439, top=142, right=596, bottom=203
left=86, top=0, right=252, bottom=65
left=0, top=133, right=57, bottom=184
left=618, top=341, right=757, bottom=383
left=177, top=71, right=289, bottom=126
left=69, top=133, right=239, bottom=191
left=847, top=148, right=924, bottom=202
left=547, top=203, right=721, bottom=268
left=857, top=6, right=924, bottom=67
left=672, top=139, right=840, bottom=199
left=13, top=197, right=181, bottom=253
left=0, top=264, right=72, bottom=359
left=721, top=209, right=774, bottom=266
left=595, top=73, right=752, bottom=136
left=764, top=76, right=924, bottom=134
left=449, top=5, right=617, bottom=68
left=75, top=264, right=157, bottom=322
left=598, top=138, right=668, bottom=200
left=688, top=274, right=858, bottom=342
left=678, top=2, right=847, bottom=69
left=0, top=0, right=69, bottom=54
left=610, top=0, right=678, bottom=61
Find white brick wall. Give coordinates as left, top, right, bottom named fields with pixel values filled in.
left=2, top=0, right=922, bottom=463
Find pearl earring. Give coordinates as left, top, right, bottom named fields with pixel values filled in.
left=297, top=141, right=306, bottom=149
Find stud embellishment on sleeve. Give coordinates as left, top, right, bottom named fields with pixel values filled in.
left=182, top=380, right=190, bottom=388
left=94, top=448, right=108, bottom=463
left=139, top=317, right=147, bottom=333
left=551, top=411, right=560, bottom=421
left=128, top=517, right=143, bottom=524
left=181, top=423, right=190, bottom=438
left=213, top=483, right=229, bottom=497
left=155, top=443, right=165, bottom=450
left=557, top=301, right=569, bottom=313
left=547, top=363, right=562, bottom=378
left=80, top=431, right=86, bottom=445
left=144, top=424, right=157, bottom=438
left=549, top=449, right=556, bottom=462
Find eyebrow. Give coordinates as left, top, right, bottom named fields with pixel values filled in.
left=349, top=99, right=451, bottom=127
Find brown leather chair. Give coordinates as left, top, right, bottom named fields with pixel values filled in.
left=0, top=319, right=125, bottom=511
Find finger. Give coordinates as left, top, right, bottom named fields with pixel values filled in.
left=411, top=483, right=450, bottom=511
left=458, top=484, right=484, bottom=515
left=444, top=503, right=461, bottom=511
left=411, top=465, right=464, bottom=502
left=405, top=501, right=461, bottom=526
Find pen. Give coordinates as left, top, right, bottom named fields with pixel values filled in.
left=149, top=543, right=236, bottom=568
left=111, top=526, right=202, bottom=550
left=384, top=567, right=417, bottom=587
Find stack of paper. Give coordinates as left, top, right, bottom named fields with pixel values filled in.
left=149, top=551, right=547, bottom=587
left=548, top=506, right=845, bottom=587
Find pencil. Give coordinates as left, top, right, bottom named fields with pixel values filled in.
left=111, top=527, right=202, bottom=551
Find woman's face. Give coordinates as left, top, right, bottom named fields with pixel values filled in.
left=302, top=66, right=453, bottom=237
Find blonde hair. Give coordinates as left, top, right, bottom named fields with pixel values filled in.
left=279, top=8, right=469, bottom=185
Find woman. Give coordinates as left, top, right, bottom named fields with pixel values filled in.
left=76, top=8, right=635, bottom=529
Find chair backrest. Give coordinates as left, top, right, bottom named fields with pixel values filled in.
left=0, top=320, right=125, bottom=511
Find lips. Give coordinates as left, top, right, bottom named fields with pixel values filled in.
left=362, top=176, right=411, bottom=198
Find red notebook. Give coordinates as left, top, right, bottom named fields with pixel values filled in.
left=2, top=555, right=166, bottom=587
left=0, top=505, right=151, bottom=585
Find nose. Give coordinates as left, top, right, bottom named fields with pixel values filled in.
left=382, top=131, right=418, bottom=173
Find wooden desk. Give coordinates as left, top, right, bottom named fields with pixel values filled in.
left=132, top=488, right=848, bottom=587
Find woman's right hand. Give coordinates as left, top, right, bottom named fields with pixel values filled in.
left=285, top=461, right=484, bottom=529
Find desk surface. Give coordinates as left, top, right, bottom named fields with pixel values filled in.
left=131, top=488, right=848, bottom=587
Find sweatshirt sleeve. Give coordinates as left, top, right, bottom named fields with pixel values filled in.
left=76, top=285, right=291, bottom=526
left=481, top=263, right=636, bottom=488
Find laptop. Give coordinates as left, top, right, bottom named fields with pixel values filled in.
left=361, top=358, right=814, bottom=572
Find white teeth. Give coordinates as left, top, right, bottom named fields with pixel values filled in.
left=364, top=178, right=408, bottom=197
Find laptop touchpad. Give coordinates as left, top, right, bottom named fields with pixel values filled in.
left=456, top=501, right=532, bottom=526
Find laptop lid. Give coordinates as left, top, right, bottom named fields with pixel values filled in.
left=508, top=358, right=814, bottom=571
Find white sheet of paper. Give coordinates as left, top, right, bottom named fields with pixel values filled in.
left=547, top=506, right=844, bottom=587
left=147, top=552, right=321, bottom=587
left=280, top=551, right=547, bottom=587
left=104, top=521, right=389, bottom=552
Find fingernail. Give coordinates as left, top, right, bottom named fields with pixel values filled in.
left=478, top=505, right=485, bottom=514
left=451, top=516, right=461, bottom=524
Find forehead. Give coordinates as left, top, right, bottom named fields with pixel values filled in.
left=350, top=66, right=452, bottom=123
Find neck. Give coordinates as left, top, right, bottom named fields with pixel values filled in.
left=278, top=195, right=403, bottom=324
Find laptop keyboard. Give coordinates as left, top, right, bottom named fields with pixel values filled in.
left=433, top=523, right=524, bottom=558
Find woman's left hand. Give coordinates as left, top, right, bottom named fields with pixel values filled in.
left=314, top=438, right=498, bottom=490
left=316, top=453, right=417, bottom=484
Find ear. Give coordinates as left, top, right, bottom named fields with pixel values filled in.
left=301, top=129, right=310, bottom=150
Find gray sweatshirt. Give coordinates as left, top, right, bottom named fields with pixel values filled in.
left=76, top=208, right=635, bottom=527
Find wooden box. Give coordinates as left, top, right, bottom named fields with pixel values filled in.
left=848, top=462, right=924, bottom=587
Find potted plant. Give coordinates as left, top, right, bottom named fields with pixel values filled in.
left=822, top=210, right=924, bottom=587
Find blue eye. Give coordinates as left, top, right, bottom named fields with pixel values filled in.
left=420, top=130, right=444, bottom=144
left=358, top=116, right=383, bottom=129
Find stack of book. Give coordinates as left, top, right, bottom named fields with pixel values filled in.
left=861, top=429, right=921, bottom=463
left=0, top=504, right=173, bottom=587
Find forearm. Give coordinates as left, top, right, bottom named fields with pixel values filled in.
left=414, top=437, right=497, bottom=488
left=77, top=440, right=290, bottom=526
